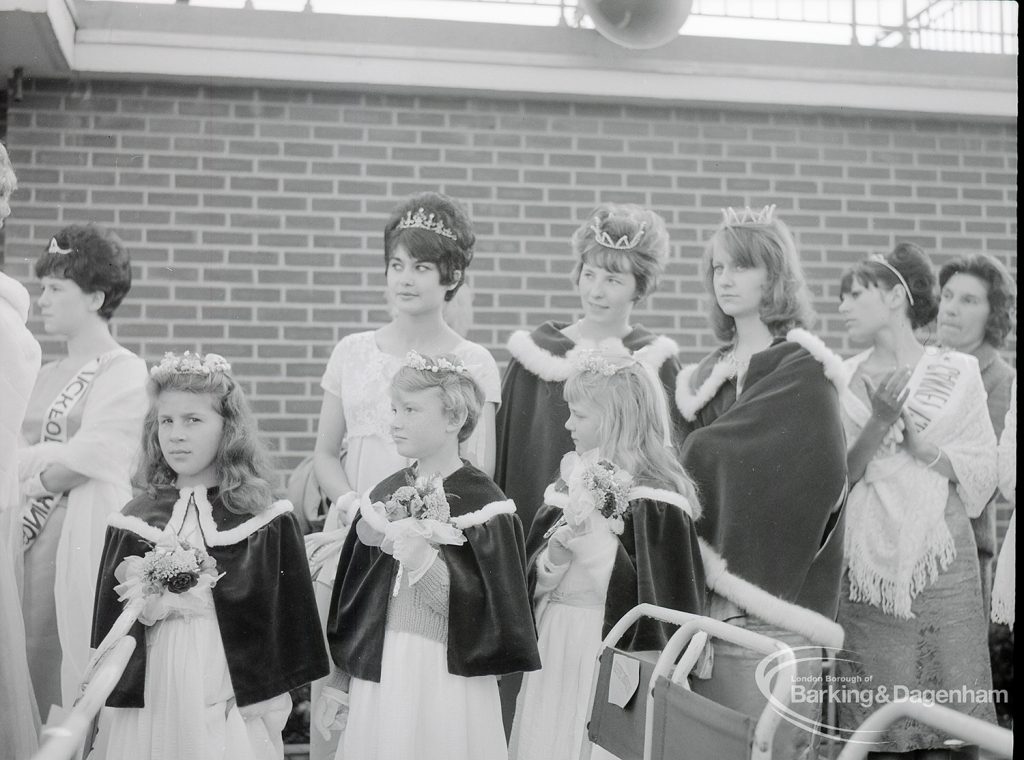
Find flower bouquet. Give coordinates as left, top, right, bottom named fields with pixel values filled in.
left=545, top=451, right=634, bottom=538
left=356, top=472, right=466, bottom=595
left=114, top=527, right=222, bottom=626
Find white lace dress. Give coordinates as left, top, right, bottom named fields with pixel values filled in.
left=94, top=504, right=291, bottom=760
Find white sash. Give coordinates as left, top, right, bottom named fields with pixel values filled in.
left=21, top=358, right=101, bottom=549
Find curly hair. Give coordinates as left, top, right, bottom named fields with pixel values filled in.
left=391, top=357, right=485, bottom=443
left=702, top=212, right=815, bottom=342
left=564, top=356, right=697, bottom=508
left=34, top=224, right=132, bottom=320
left=571, top=204, right=670, bottom=301
left=840, top=242, right=939, bottom=330
left=939, top=253, right=1017, bottom=349
left=0, top=141, right=15, bottom=227
left=137, top=367, right=275, bottom=516
left=382, top=192, right=475, bottom=302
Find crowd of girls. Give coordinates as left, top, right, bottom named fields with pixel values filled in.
left=0, top=147, right=1016, bottom=760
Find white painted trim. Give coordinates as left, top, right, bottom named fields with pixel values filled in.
left=699, top=540, right=845, bottom=649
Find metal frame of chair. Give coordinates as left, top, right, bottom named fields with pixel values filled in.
left=835, top=699, right=1014, bottom=760
left=581, top=603, right=798, bottom=760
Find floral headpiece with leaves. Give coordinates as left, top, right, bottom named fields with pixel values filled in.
left=150, top=351, right=232, bottom=379
left=404, top=350, right=466, bottom=375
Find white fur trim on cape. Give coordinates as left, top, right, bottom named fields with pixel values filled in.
left=107, top=487, right=293, bottom=547
left=508, top=330, right=678, bottom=383
left=450, top=499, right=516, bottom=530
left=674, top=330, right=847, bottom=421
left=699, top=539, right=845, bottom=649
left=628, top=486, right=698, bottom=521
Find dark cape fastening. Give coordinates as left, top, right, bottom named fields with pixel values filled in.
left=675, top=329, right=849, bottom=648
left=327, top=464, right=542, bottom=682
left=526, top=482, right=706, bottom=651
left=91, top=485, right=330, bottom=708
left=495, top=321, right=681, bottom=533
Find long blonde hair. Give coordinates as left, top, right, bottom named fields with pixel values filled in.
left=137, top=366, right=275, bottom=515
left=564, top=357, right=698, bottom=513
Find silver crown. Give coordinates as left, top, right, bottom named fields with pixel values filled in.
left=397, top=208, right=457, bottom=241
left=721, top=204, right=777, bottom=226
left=590, top=222, right=646, bottom=251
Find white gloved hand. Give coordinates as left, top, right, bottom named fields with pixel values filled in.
left=392, top=529, right=438, bottom=584
left=312, top=685, right=349, bottom=741
left=546, top=524, right=575, bottom=567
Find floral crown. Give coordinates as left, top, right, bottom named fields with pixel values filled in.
left=150, top=351, right=232, bottom=378
left=571, top=349, right=636, bottom=377
left=721, top=204, right=776, bottom=226
left=404, top=350, right=466, bottom=375
left=397, top=207, right=457, bottom=241
left=590, top=221, right=646, bottom=251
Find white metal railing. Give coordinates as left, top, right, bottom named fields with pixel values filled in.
left=86, top=0, right=1017, bottom=54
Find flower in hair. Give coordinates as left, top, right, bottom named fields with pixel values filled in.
left=404, top=350, right=466, bottom=374
left=590, top=221, right=646, bottom=251
left=721, top=204, right=776, bottom=226
left=397, top=207, right=457, bottom=241
left=150, top=351, right=232, bottom=378
left=570, top=349, right=633, bottom=377
left=48, top=237, right=73, bottom=255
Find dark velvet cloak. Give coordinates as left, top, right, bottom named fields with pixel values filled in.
left=327, top=464, right=541, bottom=682
left=494, top=321, right=682, bottom=534
left=526, top=484, right=706, bottom=652
left=677, top=335, right=848, bottom=646
left=91, top=486, right=330, bottom=708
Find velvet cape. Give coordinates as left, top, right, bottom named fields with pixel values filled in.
left=91, top=485, right=330, bottom=708
left=494, top=321, right=681, bottom=534
left=526, top=483, right=706, bottom=651
left=326, top=464, right=541, bottom=682
left=676, top=336, right=848, bottom=647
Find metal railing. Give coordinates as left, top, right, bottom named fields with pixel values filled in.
left=97, top=0, right=1017, bottom=54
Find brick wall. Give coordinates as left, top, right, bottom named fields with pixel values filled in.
left=1, top=78, right=1016, bottom=520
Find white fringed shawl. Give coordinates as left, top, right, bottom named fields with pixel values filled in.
left=842, top=347, right=997, bottom=619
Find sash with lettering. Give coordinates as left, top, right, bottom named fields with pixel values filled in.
left=841, top=347, right=998, bottom=618
left=21, top=358, right=101, bottom=549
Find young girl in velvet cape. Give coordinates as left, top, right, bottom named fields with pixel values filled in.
left=509, top=351, right=705, bottom=760
left=323, top=352, right=540, bottom=760
left=90, top=352, right=329, bottom=760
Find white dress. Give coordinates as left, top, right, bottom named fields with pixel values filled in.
left=95, top=503, right=291, bottom=760
left=310, top=330, right=501, bottom=760
left=509, top=515, right=619, bottom=760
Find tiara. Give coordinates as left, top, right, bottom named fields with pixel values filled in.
left=404, top=350, right=466, bottom=375
left=590, top=221, right=646, bottom=251
left=570, top=349, right=635, bottom=377
left=868, top=254, right=915, bottom=306
left=47, top=237, right=73, bottom=255
left=150, top=351, right=232, bottom=378
left=397, top=207, right=457, bottom=241
left=721, top=204, right=776, bottom=226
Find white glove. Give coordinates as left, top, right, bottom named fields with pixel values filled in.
left=393, top=529, right=438, bottom=584
left=312, top=685, right=349, bottom=741
left=332, top=491, right=360, bottom=529
left=546, top=524, right=575, bottom=567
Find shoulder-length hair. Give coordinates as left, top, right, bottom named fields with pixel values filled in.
left=137, top=369, right=275, bottom=516
left=564, top=359, right=698, bottom=513
left=701, top=216, right=815, bottom=343
left=939, top=253, right=1017, bottom=349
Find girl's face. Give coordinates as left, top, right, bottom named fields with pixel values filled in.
left=37, top=276, right=103, bottom=337
left=565, top=399, right=602, bottom=455
left=838, top=278, right=890, bottom=343
left=386, top=243, right=457, bottom=318
left=710, top=242, right=767, bottom=321
left=157, top=390, right=224, bottom=488
left=938, top=273, right=990, bottom=351
left=578, top=262, right=638, bottom=327
left=390, top=386, right=457, bottom=461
